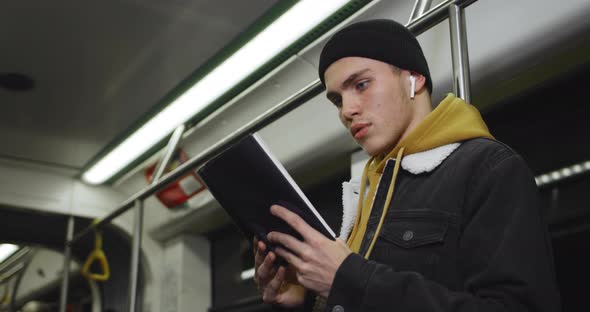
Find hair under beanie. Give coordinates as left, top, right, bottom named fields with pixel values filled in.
left=318, top=19, right=433, bottom=94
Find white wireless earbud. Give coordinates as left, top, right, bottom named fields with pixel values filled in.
left=410, top=76, right=416, bottom=99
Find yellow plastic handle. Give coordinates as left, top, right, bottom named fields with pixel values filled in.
left=81, top=249, right=110, bottom=282
left=81, top=225, right=110, bottom=282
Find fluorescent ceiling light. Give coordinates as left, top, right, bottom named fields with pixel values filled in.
left=0, top=244, right=18, bottom=263
left=83, top=0, right=350, bottom=185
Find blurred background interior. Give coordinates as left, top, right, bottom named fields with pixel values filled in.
left=0, top=0, right=589, bottom=311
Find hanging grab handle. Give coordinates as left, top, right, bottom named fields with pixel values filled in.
left=81, top=220, right=110, bottom=282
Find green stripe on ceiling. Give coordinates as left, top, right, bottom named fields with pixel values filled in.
left=82, top=0, right=372, bottom=185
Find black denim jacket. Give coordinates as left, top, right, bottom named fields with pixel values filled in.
left=314, top=138, right=560, bottom=312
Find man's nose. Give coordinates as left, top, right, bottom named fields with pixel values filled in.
left=341, top=97, right=361, bottom=120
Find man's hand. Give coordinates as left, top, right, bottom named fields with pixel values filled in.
left=267, top=204, right=352, bottom=298
left=253, top=238, right=305, bottom=307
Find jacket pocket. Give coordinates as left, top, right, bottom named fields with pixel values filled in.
left=378, top=210, right=449, bottom=249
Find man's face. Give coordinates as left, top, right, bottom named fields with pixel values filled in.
left=324, top=57, right=415, bottom=156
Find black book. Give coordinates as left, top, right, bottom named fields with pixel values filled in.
left=197, top=133, right=335, bottom=261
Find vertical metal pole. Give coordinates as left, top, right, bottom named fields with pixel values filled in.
left=408, top=0, right=434, bottom=23
left=448, top=4, right=472, bottom=102
left=59, top=216, right=75, bottom=312
left=129, top=124, right=182, bottom=312
left=128, top=199, right=143, bottom=312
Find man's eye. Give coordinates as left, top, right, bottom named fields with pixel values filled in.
left=356, top=80, right=369, bottom=90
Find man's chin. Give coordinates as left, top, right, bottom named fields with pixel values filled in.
left=362, top=143, right=392, bottom=157
left=361, top=146, right=380, bottom=157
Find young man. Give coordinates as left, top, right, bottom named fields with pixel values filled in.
left=254, top=19, right=560, bottom=312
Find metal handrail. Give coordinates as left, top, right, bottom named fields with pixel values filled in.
left=409, top=0, right=434, bottom=24
left=408, top=0, right=476, bottom=36
left=0, top=263, right=24, bottom=284
left=151, top=124, right=186, bottom=185
left=68, top=79, right=324, bottom=245
left=0, top=248, right=30, bottom=275
left=449, top=3, right=472, bottom=102
left=67, top=0, right=477, bottom=246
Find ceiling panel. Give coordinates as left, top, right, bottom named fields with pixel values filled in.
left=0, top=0, right=277, bottom=168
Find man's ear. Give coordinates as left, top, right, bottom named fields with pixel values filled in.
left=409, top=71, right=427, bottom=93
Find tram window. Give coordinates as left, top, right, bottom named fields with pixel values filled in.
left=482, top=63, right=590, bottom=312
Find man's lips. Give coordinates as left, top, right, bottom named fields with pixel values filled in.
left=351, top=123, right=370, bottom=140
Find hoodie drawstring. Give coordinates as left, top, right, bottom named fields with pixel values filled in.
left=364, top=147, right=405, bottom=259
left=345, top=147, right=406, bottom=259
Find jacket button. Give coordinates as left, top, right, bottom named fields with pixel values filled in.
left=332, top=305, right=344, bottom=312
left=402, top=230, right=414, bottom=241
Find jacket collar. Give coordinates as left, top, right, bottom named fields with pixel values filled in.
left=400, top=143, right=461, bottom=174
left=339, top=143, right=461, bottom=239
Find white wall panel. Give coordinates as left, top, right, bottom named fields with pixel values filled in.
left=0, top=159, right=126, bottom=218
left=15, top=248, right=79, bottom=304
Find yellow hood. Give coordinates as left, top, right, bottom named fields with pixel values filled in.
left=348, top=94, right=494, bottom=257
left=375, top=93, right=494, bottom=172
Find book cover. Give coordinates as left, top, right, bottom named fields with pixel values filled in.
left=197, top=133, right=335, bottom=256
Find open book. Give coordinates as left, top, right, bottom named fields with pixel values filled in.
left=197, top=133, right=335, bottom=259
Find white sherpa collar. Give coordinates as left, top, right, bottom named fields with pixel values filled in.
left=338, top=143, right=461, bottom=239
left=401, top=143, right=461, bottom=174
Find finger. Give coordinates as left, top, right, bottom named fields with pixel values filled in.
left=274, top=247, right=303, bottom=269
left=271, top=205, right=318, bottom=242
left=262, top=266, right=286, bottom=302
left=267, top=231, right=306, bottom=257
left=254, top=240, right=267, bottom=268
left=258, top=240, right=266, bottom=252
left=260, top=265, right=278, bottom=290
left=256, top=251, right=276, bottom=284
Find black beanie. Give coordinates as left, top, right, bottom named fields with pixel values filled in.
left=318, top=19, right=432, bottom=94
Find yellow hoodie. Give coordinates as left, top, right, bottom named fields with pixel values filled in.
left=347, top=94, right=494, bottom=258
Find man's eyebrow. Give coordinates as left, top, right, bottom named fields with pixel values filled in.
left=326, top=68, right=371, bottom=102
left=341, top=68, right=371, bottom=89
